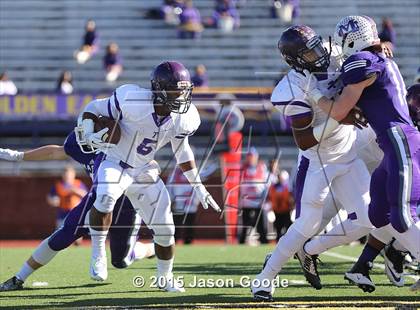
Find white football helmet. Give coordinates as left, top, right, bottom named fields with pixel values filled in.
left=334, top=15, right=380, bottom=59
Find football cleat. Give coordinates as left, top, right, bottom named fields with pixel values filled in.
left=383, top=243, right=405, bottom=287
left=251, top=254, right=275, bottom=302
left=0, top=276, right=24, bottom=292
left=345, top=261, right=375, bottom=293
left=295, top=246, right=322, bottom=290
left=252, top=290, right=274, bottom=302
left=89, top=255, right=108, bottom=281
left=158, top=275, right=185, bottom=293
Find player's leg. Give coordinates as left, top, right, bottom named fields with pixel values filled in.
left=304, top=159, right=373, bottom=255
left=252, top=157, right=328, bottom=300
left=0, top=193, right=93, bottom=291
left=89, top=159, right=133, bottom=281
left=108, top=197, right=154, bottom=269
left=126, top=178, right=183, bottom=292
left=384, top=126, right=420, bottom=259
left=344, top=161, right=389, bottom=292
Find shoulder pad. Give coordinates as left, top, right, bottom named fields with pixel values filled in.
left=174, top=104, right=201, bottom=137
left=271, top=71, right=308, bottom=104
left=115, top=85, right=154, bottom=121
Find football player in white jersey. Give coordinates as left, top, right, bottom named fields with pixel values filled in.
left=77, top=61, right=220, bottom=291
left=251, top=25, right=375, bottom=301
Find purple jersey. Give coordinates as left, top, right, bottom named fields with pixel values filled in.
left=341, top=51, right=414, bottom=137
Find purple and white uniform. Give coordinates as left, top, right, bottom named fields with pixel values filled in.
left=341, top=51, right=420, bottom=233
left=47, top=131, right=142, bottom=269
left=271, top=47, right=373, bottom=239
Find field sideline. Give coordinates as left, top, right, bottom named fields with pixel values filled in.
left=0, top=244, right=418, bottom=309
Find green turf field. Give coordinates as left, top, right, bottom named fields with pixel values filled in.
left=0, top=244, right=417, bottom=309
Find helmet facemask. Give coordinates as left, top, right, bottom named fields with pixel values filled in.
left=153, top=80, right=193, bottom=114
left=295, top=36, right=331, bottom=74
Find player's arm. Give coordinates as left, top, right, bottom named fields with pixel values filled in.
left=0, top=145, right=67, bottom=162
left=171, top=137, right=221, bottom=212
left=315, top=76, right=376, bottom=121
left=77, top=97, right=117, bottom=151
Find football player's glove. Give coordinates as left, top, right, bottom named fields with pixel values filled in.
left=75, top=118, right=116, bottom=153
left=194, top=184, right=221, bottom=212
left=0, top=148, right=24, bottom=161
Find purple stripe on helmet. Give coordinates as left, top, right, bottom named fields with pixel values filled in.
left=294, top=156, right=310, bottom=219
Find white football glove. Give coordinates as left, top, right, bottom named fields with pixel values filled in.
left=85, top=127, right=116, bottom=150
left=194, top=184, right=221, bottom=212
left=0, top=148, right=24, bottom=161
left=294, top=69, right=324, bottom=104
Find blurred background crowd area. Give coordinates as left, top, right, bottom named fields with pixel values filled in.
left=0, top=0, right=419, bottom=240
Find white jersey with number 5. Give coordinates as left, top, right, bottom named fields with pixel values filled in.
left=271, top=48, right=357, bottom=164
left=95, top=84, right=200, bottom=168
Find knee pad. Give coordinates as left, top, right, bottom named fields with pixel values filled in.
left=292, top=205, right=323, bottom=238
left=94, top=194, right=116, bottom=213
left=153, top=229, right=175, bottom=247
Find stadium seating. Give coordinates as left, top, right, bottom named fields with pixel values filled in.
left=0, top=0, right=419, bottom=92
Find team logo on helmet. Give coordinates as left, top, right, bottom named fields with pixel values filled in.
left=337, top=19, right=360, bottom=37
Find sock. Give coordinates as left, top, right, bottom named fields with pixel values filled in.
left=305, top=219, right=371, bottom=255
left=16, top=262, right=34, bottom=282
left=157, top=257, right=174, bottom=278
left=89, top=228, right=108, bottom=258
left=355, top=243, right=381, bottom=266
left=134, top=242, right=155, bottom=260
left=260, top=226, right=307, bottom=280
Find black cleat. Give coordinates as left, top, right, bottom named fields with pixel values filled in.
left=344, top=261, right=375, bottom=293
left=383, top=243, right=405, bottom=287
left=0, top=276, right=24, bottom=292
left=295, top=247, right=322, bottom=290
left=252, top=290, right=274, bottom=302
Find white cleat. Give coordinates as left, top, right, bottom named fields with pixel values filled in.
left=90, top=255, right=108, bottom=281
left=158, top=275, right=185, bottom=293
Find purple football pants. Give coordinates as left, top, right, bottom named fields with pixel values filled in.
left=368, top=124, right=420, bottom=233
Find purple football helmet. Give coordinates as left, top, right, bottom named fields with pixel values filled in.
left=151, top=61, right=193, bottom=114
left=407, top=83, right=420, bottom=130
left=278, top=25, right=331, bottom=73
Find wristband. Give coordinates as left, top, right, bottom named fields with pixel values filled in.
left=183, top=168, right=202, bottom=187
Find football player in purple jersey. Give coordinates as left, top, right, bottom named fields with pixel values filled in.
left=343, top=84, right=420, bottom=292
left=0, top=131, right=155, bottom=291
left=296, top=15, right=419, bottom=271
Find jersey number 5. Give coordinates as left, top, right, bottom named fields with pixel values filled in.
left=137, top=138, right=156, bottom=155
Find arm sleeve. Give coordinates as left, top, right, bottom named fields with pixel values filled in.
left=83, top=98, right=112, bottom=117
left=171, top=136, right=195, bottom=164
left=341, top=54, right=381, bottom=86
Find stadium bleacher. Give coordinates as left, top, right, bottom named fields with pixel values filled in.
left=1, top=0, right=419, bottom=92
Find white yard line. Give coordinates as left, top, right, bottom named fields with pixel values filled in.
left=322, top=250, right=418, bottom=281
